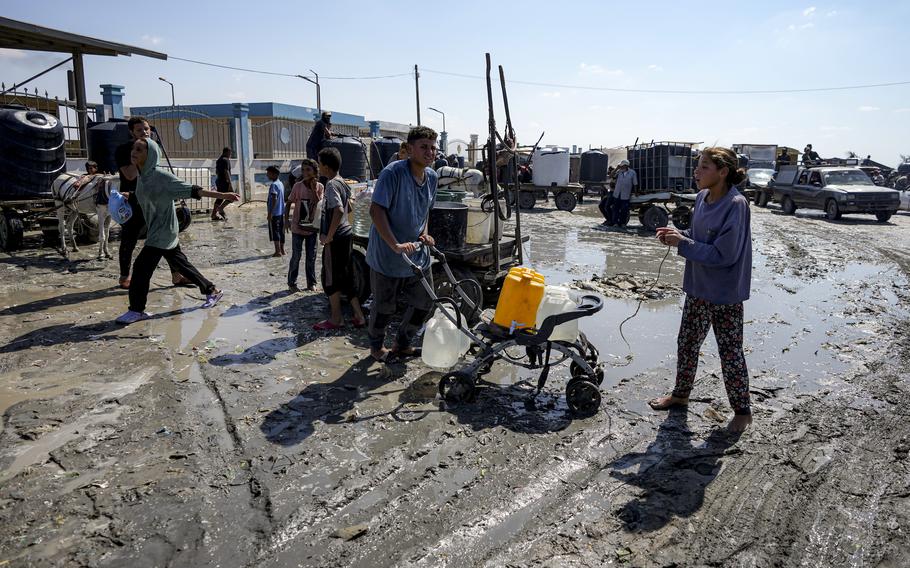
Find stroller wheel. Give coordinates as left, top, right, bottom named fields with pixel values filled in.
left=570, top=362, right=605, bottom=385
left=566, top=379, right=601, bottom=417
left=439, top=371, right=476, bottom=404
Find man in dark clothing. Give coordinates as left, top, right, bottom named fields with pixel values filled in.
left=305, top=111, right=333, bottom=160
left=776, top=149, right=791, bottom=168
left=116, top=116, right=191, bottom=289
left=802, top=144, right=821, bottom=164
left=212, top=147, right=233, bottom=221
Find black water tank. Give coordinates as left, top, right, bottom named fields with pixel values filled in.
left=323, top=136, right=369, bottom=181
left=628, top=143, right=695, bottom=192
left=580, top=149, right=609, bottom=183
left=87, top=119, right=131, bottom=174
left=0, top=105, right=66, bottom=200
left=370, top=136, right=402, bottom=173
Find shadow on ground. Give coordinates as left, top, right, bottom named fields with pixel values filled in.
left=608, top=407, right=742, bottom=532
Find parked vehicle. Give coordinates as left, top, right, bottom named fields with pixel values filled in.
left=769, top=164, right=900, bottom=222
left=744, top=168, right=775, bottom=205
left=898, top=185, right=910, bottom=212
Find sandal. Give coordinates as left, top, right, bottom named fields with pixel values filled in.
left=351, top=317, right=366, bottom=328
left=313, top=319, right=344, bottom=331
left=391, top=346, right=422, bottom=358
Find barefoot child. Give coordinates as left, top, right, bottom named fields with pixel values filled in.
left=649, top=147, right=753, bottom=433
left=115, top=138, right=239, bottom=324
left=266, top=165, right=286, bottom=257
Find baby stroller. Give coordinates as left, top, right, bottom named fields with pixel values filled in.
left=404, top=245, right=605, bottom=417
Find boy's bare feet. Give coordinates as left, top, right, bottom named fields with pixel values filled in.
left=727, top=414, right=752, bottom=432
left=648, top=395, right=689, bottom=410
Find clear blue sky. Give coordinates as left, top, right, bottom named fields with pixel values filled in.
left=3, top=1, right=909, bottom=164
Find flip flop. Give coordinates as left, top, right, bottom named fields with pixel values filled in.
left=351, top=317, right=366, bottom=328
left=313, top=319, right=344, bottom=331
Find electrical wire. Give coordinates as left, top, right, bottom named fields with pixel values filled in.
left=168, top=56, right=411, bottom=80
left=166, top=57, right=910, bottom=93
left=610, top=244, right=673, bottom=367
left=422, top=68, right=910, bottom=95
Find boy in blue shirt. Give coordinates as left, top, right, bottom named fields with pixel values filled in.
left=266, top=165, right=286, bottom=257
left=366, top=126, right=439, bottom=361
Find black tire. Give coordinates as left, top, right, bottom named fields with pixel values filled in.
left=439, top=371, right=476, bottom=404
left=566, top=379, right=601, bottom=417
left=671, top=205, right=692, bottom=230
left=350, top=250, right=371, bottom=303
left=641, top=205, right=669, bottom=232
left=433, top=264, right=482, bottom=325
left=570, top=360, right=605, bottom=385
left=876, top=211, right=894, bottom=223
left=781, top=196, right=796, bottom=215
left=176, top=204, right=192, bottom=232
left=518, top=191, right=536, bottom=210
left=825, top=199, right=841, bottom=221
left=0, top=210, right=24, bottom=252
left=554, top=191, right=577, bottom=212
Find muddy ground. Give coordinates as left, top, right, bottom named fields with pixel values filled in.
left=1, top=198, right=909, bottom=567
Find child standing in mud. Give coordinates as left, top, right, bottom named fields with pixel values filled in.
left=115, top=138, right=240, bottom=325
left=649, top=147, right=753, bottom=432
left=266, top=165, right=286, bottom=257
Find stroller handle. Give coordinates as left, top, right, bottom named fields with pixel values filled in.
left=399, top=241, right=444, bottom=274
left=533, top=294, right=604, bottom=343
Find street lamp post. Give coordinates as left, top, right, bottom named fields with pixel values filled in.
left=296, top=70, right=321, bottom=115
left=428, top=106, right=447, bottom=154
left=158, top=76, right=175, bottom=106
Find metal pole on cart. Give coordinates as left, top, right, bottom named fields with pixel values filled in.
left=498, top=64, right=522, bottom=265
left=484, top=54, right=501, bottom=276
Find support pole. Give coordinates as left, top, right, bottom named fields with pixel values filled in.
left=499, top=65, right=522, bottom=265
left=484, top=54, right=500, bottom=276
left=414, top=64, right=421, bottom=125
left=72, top=50, right=88, bottom=156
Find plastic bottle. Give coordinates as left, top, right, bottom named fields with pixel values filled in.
left=535, top=285, right=579, bottom=342
left=421, top=306, right=470, bottom=369
left=493, top=267, right=545, bottom=331
left=353, top=182, right=374, bottom=238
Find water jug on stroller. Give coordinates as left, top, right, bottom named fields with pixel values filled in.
left=402, top=244, right=605, bottom=417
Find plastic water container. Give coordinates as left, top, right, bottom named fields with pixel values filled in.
left=463, top=197, right=492, bottom=244
left=536, top=285, right=578, bottom=342
left=493, top=267, right=545, bottom=331
left=532, top=147, right=570, bottom=187
left=352, top=182, right=373, bottom=238
left=421, top=306, right=470, bottom=369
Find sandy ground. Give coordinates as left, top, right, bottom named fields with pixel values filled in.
left=1, top=198, right=909, bottom=567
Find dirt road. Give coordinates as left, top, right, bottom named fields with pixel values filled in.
left=1, top=200, right=909, bottom=567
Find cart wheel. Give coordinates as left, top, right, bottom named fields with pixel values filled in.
left=0, top=210, right=24, bottom=252
left=641, top=205, right=669, bottom=232
left=555, top=191, right=578, bottom=212
left=433, top=264, right=483, bottom=325
left=351, top=250, right=371, bottom=303
left=671, top=205, right=692, bottom=230
left=439, top=371, right=476, bottom=404
left=176, top=204, right=192, bottom=232
left=518, top=191, right=536, bottom=210
left=566, top=379, right=601, bottom=417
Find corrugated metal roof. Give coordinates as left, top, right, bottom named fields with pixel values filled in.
left=0, top=17, right=166, bottom=59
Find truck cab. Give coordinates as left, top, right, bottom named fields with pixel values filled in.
left=770, top=163, right=900, bottom=222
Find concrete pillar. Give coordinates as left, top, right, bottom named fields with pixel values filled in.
left=440, top=131, right=448, bottom=155
left=469, top=134, right=479, bottom=166
left=99, top=84, right=125, bottom=120
left=230, top=103, right=252, bottom=201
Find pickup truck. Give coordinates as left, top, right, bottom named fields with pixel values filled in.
left=766, top=165, right=900, bottom=222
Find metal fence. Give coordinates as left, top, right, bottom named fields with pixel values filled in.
left=140, top=106, right=233, bottom=160
left=0, top=86, right=96, bottom=158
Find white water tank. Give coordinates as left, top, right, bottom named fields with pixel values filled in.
left=532, top=147, right=570, bottom=187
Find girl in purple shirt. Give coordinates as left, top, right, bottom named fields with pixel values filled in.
left=651, top=147, right=753, bottom=433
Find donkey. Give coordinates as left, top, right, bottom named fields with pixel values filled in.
left=51, top=172, right=116, bottom=260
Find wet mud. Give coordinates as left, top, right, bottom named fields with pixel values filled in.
left=1, top=202, right=909, bottom=567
